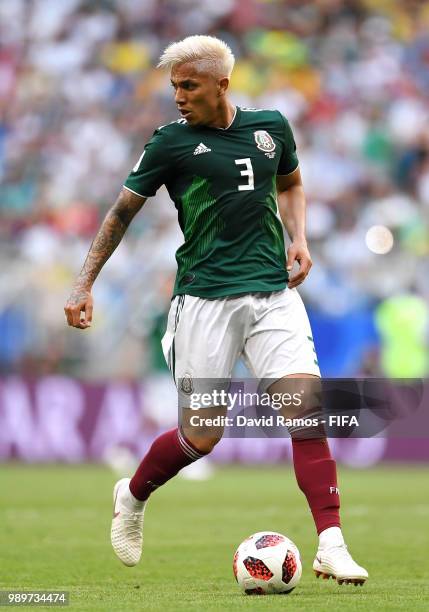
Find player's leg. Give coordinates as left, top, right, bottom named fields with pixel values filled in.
left=111, top=426, right=216, bottom=567
left=111, top=295, right=244, bottom=566
left=130, top=295, right=243, bottom=493
left=243, top=288, right=368, bottom=585
left=110, top=426, right=215, bottom=567
left=268, top=374, right=341, bottom=535
left=270, top=373, right=367, bottom=584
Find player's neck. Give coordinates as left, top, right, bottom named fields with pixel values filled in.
left=206, top=101, right=236, bottom=129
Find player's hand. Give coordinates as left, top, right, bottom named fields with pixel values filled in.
left=287, top=239, right=312, bottom=289
left=64, top=287, right=93, bottom=329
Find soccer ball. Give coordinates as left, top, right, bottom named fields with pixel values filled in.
left=233, top=531, right=302, bottom=595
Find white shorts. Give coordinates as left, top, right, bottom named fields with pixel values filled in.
left=161, top=289, right=320, bottom=393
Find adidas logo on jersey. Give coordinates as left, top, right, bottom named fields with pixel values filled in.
left=193, top=142, right=212, bottom=155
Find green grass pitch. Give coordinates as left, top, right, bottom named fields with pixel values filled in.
left=0, top=464, right=428, bottom=611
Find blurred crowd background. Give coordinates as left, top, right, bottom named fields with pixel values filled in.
left=1, top=0, right=429, bottom=381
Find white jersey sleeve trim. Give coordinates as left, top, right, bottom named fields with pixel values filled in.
left=123, top=185, right=149, bottom=198
left=276, top=164, right=300, bottom=176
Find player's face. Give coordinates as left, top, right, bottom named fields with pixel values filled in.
left=171, top=63, right=227, bottom=127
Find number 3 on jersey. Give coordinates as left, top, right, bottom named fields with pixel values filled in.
left=235, top=158, right=254, bottom=191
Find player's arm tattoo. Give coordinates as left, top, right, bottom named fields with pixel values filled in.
left=70, top=188, right=146, bottom=297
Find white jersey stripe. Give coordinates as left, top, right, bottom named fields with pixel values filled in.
left=177, top=430, right=203, bottom=460
left=122, top=185, right=149, bottom=198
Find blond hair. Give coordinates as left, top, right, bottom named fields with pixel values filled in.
left=158, top=35, right=235, bottom=78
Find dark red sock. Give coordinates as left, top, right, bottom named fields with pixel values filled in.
left=292, top=438, right=341, bottom=534
left=129, top=428, right=206, bottom=501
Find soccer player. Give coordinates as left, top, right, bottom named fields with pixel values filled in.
left=64, top=35, right=368, bottom=585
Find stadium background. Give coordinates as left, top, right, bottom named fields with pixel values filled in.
left=1, top=0, right=428, bottom=465
left=0, top=2, right=428, bottom=609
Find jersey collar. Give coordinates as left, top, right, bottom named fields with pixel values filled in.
left=198, top=106, right=240, bottom=131
left=216, top=105, right=240, bottom=130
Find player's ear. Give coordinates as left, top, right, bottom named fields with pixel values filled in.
left=218, top=77, right=229, bottom=96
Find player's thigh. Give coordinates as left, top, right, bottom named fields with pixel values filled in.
left=243, top=288, right=320, bottom=385
left=162, top=295, right=244, bottom=439
left=163, top=295, right=244, bottom=379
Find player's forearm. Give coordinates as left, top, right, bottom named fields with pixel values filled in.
left=278, top=185, right=307, bottom=243
left=73, top=211, right=129, bottom=291
left=73, top=188, right=146, bottom=291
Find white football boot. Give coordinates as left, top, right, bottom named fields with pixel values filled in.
left=111, top=478, right=146, bottom=567
left=313, top=543, right=368, bottom=585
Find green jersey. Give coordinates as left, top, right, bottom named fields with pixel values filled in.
left=124, top=107, right=298, bottom=298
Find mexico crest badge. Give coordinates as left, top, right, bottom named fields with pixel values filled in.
left=254, top=130, right=276, bottom=158
left=180, top=374, right=194, bottom=395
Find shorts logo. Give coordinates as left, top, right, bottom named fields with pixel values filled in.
left=180, top=374, right=194, bottom=395
left=254, top=130, right=276, bottom=158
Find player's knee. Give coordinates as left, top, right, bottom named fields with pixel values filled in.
left=185, top=433, right=222, bottom=454
left=181, top=406, right=226, bottom=454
